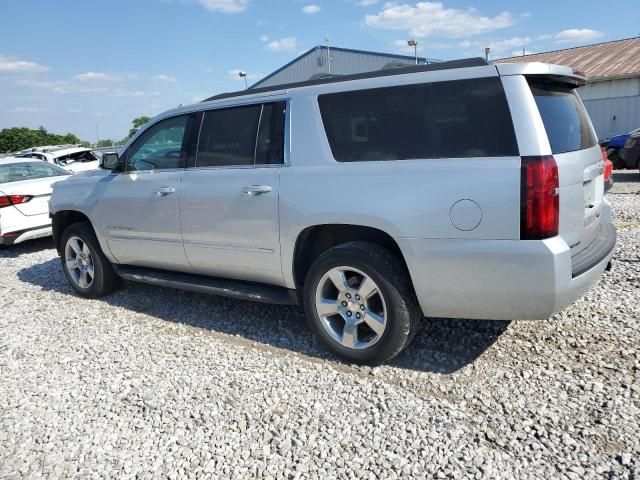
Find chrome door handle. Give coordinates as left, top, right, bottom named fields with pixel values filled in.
left=242, top=185, right=272, bottom=195
left=154, top=187, right=176, bottom=196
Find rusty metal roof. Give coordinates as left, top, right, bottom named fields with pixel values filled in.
left=499, top=37, right=640, bottom=82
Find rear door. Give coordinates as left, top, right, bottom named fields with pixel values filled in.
left=528, top=79, right=603, bottom=255
left=179, top=100, right=286, bottom=286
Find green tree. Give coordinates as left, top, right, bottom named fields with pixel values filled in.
left=124, top=116, right=151, bottom=141
left=0, top=127, right=85, bottom=153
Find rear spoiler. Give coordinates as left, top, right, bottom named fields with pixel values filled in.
left=495, top=62, right=587, bottom=87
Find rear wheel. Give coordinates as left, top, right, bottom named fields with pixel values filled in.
left=303, top=241, right=421, bottom=365
left=61, top=222, right=120, bottom=298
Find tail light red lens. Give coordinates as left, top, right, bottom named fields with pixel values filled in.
left=521, top=156, right=559, bottom=240
left=603, top=159, right=613, bottom=182
left=0, top=195, right=33, bottom=208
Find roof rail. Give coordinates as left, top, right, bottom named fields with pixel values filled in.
left=203, top=57, right=489, bottom=102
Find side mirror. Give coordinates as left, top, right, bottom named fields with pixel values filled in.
left=100, top=152, right=121, bottom=170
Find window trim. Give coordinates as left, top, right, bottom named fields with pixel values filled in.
left=189, top=98, right=290, bottom=171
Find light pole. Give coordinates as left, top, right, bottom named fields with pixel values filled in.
left=484, top=47, right=491, bottom=62
left=238, top=71, right=248, bottom=89
left=407, top=39, right=418, bottom=65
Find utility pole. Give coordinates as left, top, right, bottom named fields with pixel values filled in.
left=238, top=71, right=248, bottom=89
left=325, top=35, right=332, bottom=74
left=408, top=39, right=418, bottom=65
left=95, top=124, right=100, bottom=147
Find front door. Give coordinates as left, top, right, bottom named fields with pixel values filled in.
left=96, top=113, right=197, bottom=271
left=180, top=101, right=287, bottom=285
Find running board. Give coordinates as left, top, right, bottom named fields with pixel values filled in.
left=113, top=265, right=299, bottom=305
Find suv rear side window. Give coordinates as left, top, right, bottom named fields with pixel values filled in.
left=318, top=77, right=518, bottom=162
left=529, top=81, right=597, bottom=154
left=196, top=101, right=286, bottom=167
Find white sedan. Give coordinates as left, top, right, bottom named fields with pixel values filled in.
left=0, top=158, right=71, bottom=246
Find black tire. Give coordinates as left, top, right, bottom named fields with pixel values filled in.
left=303, top=241, right=422, bottom=365
left=60, top=222, right=121, bottom=298
left=606, top=149, right=625, bottom=170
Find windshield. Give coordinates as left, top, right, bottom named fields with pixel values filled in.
left=529, top=81, right=597, bottom=154
left=0, top=161, right=70, bottom=184
left=55, top=150, right=97, bottom=166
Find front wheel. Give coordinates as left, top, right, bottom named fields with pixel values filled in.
left=303, top=241, right=422, bottom=365
left=61, top=222, right=121, bottom=298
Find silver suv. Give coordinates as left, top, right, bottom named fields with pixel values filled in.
left=50, top=58, right=616, bottom=364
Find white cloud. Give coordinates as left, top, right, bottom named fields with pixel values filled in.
left=365, top=2, right=515, bottom=38
left=151, top=74, right=176, bottom=83
left=259, top=35, right=269, bottom=43
left=357, top=0, right=379, bottom=5
left=486, top=36, right=531, bottom=56
left=511, top=49, right=533, bottom=56
left=265, top=37, right=298, bottom=53
left=0, top=55, right=49, bottom=73
left=554, top=29, right=603, bottom=44
left=197, top=0, right=248, bottom=13
left=9, top=106, right=50, bottom=113
left=74, top=72, right=137, bottom=82
left=109, top=90, right=159, bottom=98
left=302, top=5, right=321, bottom=14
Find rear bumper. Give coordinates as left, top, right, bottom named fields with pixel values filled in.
left=397, top=216, right=616, bottom=321
left=0, top=225, right=52, bottom=245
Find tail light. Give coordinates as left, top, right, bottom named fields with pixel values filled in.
left=0, top=195, right=33, bottom=208
left=521, top=156, right=559, bottom=240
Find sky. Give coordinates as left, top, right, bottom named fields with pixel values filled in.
left=1, top=0, right=638, bottom=142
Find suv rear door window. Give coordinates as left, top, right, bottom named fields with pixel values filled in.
left=197, top=105, right=261, bottom=167
left=196, top=101, right=286, bottom=167
left=318, top=77, right=518, bottom=162
left=529, top=81, right=597, bottom=154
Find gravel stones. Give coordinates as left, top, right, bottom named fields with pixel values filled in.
left=1, top=171, right=639, bottom=479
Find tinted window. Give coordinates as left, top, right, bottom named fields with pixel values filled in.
left=255, top=101, right=286, bottom=165
left=318, top=77, right=518, bottom=162
left=529, top=82, right=597, bottom=154
left=0, top=162, right=70, bottom=183
left=127, top=115, right=192, bottom=171
left=197, top=105, right=261, bottom=167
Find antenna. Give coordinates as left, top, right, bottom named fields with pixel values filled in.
left=325, top=35, right=332, bottom=75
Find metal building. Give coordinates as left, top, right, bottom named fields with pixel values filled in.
left=252, top=46, right=438, bottom=89
left=501, top=37, right=640, bottom=139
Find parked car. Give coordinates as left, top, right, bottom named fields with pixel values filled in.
left=619, top=130, right=640, bottom=172
left=601, top=128, right=640, bottom=169
left=18, top=146, right=100, bottom=173
left=0, top=158, right=70, bottom=246
left=49, top=59, right=616, bottom=364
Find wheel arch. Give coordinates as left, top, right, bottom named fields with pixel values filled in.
left=291, top=224, right=408, bottom=288
left=52, top=210, right=94, bottom=254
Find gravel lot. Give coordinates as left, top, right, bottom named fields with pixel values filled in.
left=1, top=172, right=639, bottom=479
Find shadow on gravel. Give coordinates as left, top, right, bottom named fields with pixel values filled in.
left=0, top=237, right=55, bottom=257
left=18, top=258, right=509, bottom=374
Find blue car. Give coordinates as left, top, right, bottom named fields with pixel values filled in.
left=602, top=128, right=640, bottom=169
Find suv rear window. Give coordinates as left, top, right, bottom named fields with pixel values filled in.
left=318, top=77, right=518, bottom=162
left=529, top=81, right=597, bottom=154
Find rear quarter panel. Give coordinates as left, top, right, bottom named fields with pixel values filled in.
left=279, top=91, right=521, bottom=288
